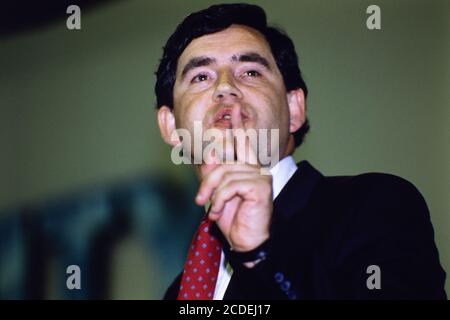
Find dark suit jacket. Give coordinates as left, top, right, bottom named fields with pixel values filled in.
left=164, top=161, right=447, bottom=299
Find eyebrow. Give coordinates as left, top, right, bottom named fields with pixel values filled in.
left=180, top=52, right=272, bottom=80
left=181, top=56, right=216, bottom=78
left=231, top=52, right=271, bottom=69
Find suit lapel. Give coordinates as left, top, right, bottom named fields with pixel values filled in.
left=272, top=160, right=324, bottom=223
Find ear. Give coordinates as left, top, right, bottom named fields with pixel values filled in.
left=286, top=88, right=306, bottom=133
left=157, top=106, right=180, bottom=147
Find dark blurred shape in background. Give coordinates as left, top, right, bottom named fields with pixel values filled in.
left=0, top=175, right=201, bottom=299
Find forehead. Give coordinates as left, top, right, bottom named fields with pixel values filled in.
left=176, top=25, right=274, bottom=72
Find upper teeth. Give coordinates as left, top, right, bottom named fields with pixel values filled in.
left=223, top=114, right=231, bottom=120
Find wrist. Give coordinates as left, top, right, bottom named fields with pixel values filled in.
left=243, top=258, right=264, bottom=268
left=227, top=237, right=271, bottom=267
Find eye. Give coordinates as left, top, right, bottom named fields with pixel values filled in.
left=191, top=73, right=209, bottom=83
left=243, top=70, right=261, bottom=77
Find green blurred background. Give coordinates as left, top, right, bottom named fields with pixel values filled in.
left=0, top=0, right=448, bottom=298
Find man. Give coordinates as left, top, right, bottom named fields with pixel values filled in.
left=155, top=3, right=446, bottom=299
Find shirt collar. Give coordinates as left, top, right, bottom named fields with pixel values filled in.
left=270, top=155, right=298, bottom=200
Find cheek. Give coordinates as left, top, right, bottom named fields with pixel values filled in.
left=255, top=92, right=288, bottom=126
left=174, top=93, right=210, bottom=128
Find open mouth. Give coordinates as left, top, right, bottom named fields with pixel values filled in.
left=214, top=107, right=233, bottom=128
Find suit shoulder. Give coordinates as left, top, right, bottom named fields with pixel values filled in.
left=316, top=171, right=431, bottom=232
left=323, top=172, right=426, bottom=206
left=353, top=172, right=421, bottom=192
left=318, top=172, right=446, bottom=299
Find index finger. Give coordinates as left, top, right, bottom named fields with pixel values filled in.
left=231, top=107, right=258, bottom=165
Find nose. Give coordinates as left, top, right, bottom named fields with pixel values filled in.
left=213, top=72, right=243, bottom=102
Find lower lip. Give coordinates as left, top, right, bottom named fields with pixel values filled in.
left=214, top=119, right=232, bottom=129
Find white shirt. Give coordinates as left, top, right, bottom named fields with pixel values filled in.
left=213, top=155, right=298, bottom=300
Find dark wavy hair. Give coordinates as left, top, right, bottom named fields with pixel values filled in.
left=155, top=3, right=310, bottom=147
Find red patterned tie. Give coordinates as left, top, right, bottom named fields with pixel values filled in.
left=177, top=217, right=222, bottom=300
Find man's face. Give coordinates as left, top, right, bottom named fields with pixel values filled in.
left=160, top=24, right=304, bottom=165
